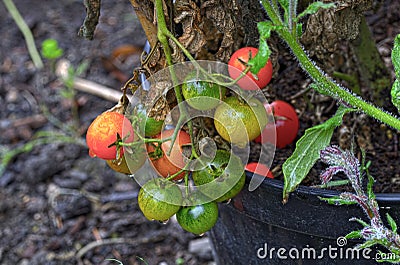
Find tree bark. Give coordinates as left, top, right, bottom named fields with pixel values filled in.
left=128, top=0, right=266, bottom=65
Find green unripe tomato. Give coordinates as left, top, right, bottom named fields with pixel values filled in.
left=182, top=72, right=226, bottom=111
left=138, top=178, right=182, bottom=221
left=192, top=150, right=245, bottom=202
left=135, top=104, right=164, bottom=137
left=176, top=201, right=218, bottom=235
left=214, top=96, right=267, bottom=146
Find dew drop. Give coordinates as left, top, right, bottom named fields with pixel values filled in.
left=89, top=149, right=96, bottom=158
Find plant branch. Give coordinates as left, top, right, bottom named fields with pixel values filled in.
left=154, top=0, right=192, bottom=157
left=3, top=0, right=43, bottom=69
left=55, top=59, right=123, bottom=102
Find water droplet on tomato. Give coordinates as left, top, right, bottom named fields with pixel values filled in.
left=89, top=149, right=96, bottom=158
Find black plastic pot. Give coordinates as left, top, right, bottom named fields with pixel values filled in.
left=209, top=173, right=400, bottom=265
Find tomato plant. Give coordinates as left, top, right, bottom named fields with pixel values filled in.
left=182, top=72, right=226, bottom=110
left=138, top=178, right=182, bottom=221
left=176, top=201, right=218, bottom=235
left=255, top=100, right=299, bottom=148
left=147, top=129, right=191, bottom=180
left=228, top=47, right=273, bottom=90
left=86, top=111, right=135, bottom=160
left=192, top=150, right=245, bottom=202
left=214, top=96, right=267, bottom=145
left=245, top=162, right=274, bottom=179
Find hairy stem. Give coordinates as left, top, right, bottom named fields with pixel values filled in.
left=261, top=0, right=400, bottom=131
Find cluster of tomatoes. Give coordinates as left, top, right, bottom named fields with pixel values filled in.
left=85, top=47, right=299, bottom=235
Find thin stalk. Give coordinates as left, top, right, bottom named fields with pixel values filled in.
left=261, top=0, right=400, bottom=130
left=155, top=0, right=198, bottom=158
left=270, top=0, right=282, bottom=22
left=288, top=0, right=298, bottom=34
left=165, top=30, right=251, bottom=87
left=3, top=0, right=43, bottom=69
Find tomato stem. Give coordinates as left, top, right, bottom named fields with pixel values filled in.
left=154, top=0, right=195, bottom=158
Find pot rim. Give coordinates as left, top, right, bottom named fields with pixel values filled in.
left=245, top=171, right=400, bottom=202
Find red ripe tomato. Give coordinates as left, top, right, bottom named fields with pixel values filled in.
left=86, top=112, right=134, bottom=160
left=245, top=162, right=274, bottom=179
left=228, top=47, right=273, bottom=90
left=254, top=100, right=299, bottom=148
left=147, top=129, right=191, bottom=180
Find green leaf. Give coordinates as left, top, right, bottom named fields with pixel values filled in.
left=390, top=33, right=400, bottom=113
left=314, top=179, right=349, bottom=189
left=296, top=2, right=336, bottom=21
left=41, top=38, right=63, bottom=60
left=60, top=89, right=75, bottom=99
left=257, top=21, right=276, bottom=39
left=391, top=79, right=400, bottom=113
left=350, top=217, right=369, bottom=227
left=248, top=21, right=280, bottom=74
left=345, top=230, right=363, bottom=239
left=282, top=106, right=354, bottom=201
left=319, top=196, right=356, bottom=205
left=367, top=174, right=376, bottom=200
left=392, top=34, right=400, bottom=79
left=248, top=39, right=271, bottom=74
left=76, top=60, right=90, bottom=76
left=357, top=239, right=380, bottom=249
left=387, top=213, right=398, bottom=233
left=296, top=23, right=303, bottom=38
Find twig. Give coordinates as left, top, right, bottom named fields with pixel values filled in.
left=56, top=59, right=123, bottom=102
left=76, top=232, right=167, bottom=265
left=8, top=114, right=47, bottom=128
left=100, top=191, right=139, bottom=203
left=78, top=0, right=101, bottom=40
left=3, top=0, right=43, bottom=69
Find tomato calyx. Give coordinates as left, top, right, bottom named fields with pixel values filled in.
left=228, top=47, right=273, bottom=90
left=207, top=163, right=228, bottom=181
left=146, top=129, right=191, bottom=181
left=236, top=51, right=260, bottom=81
left=269, top=105, right=291, bottom=122
left=147, top=143, right=164, bottom=160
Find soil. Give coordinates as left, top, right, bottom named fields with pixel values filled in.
left=0, top=1, right=399, bottom=265
left=1, top=1, right=214, bottom=265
